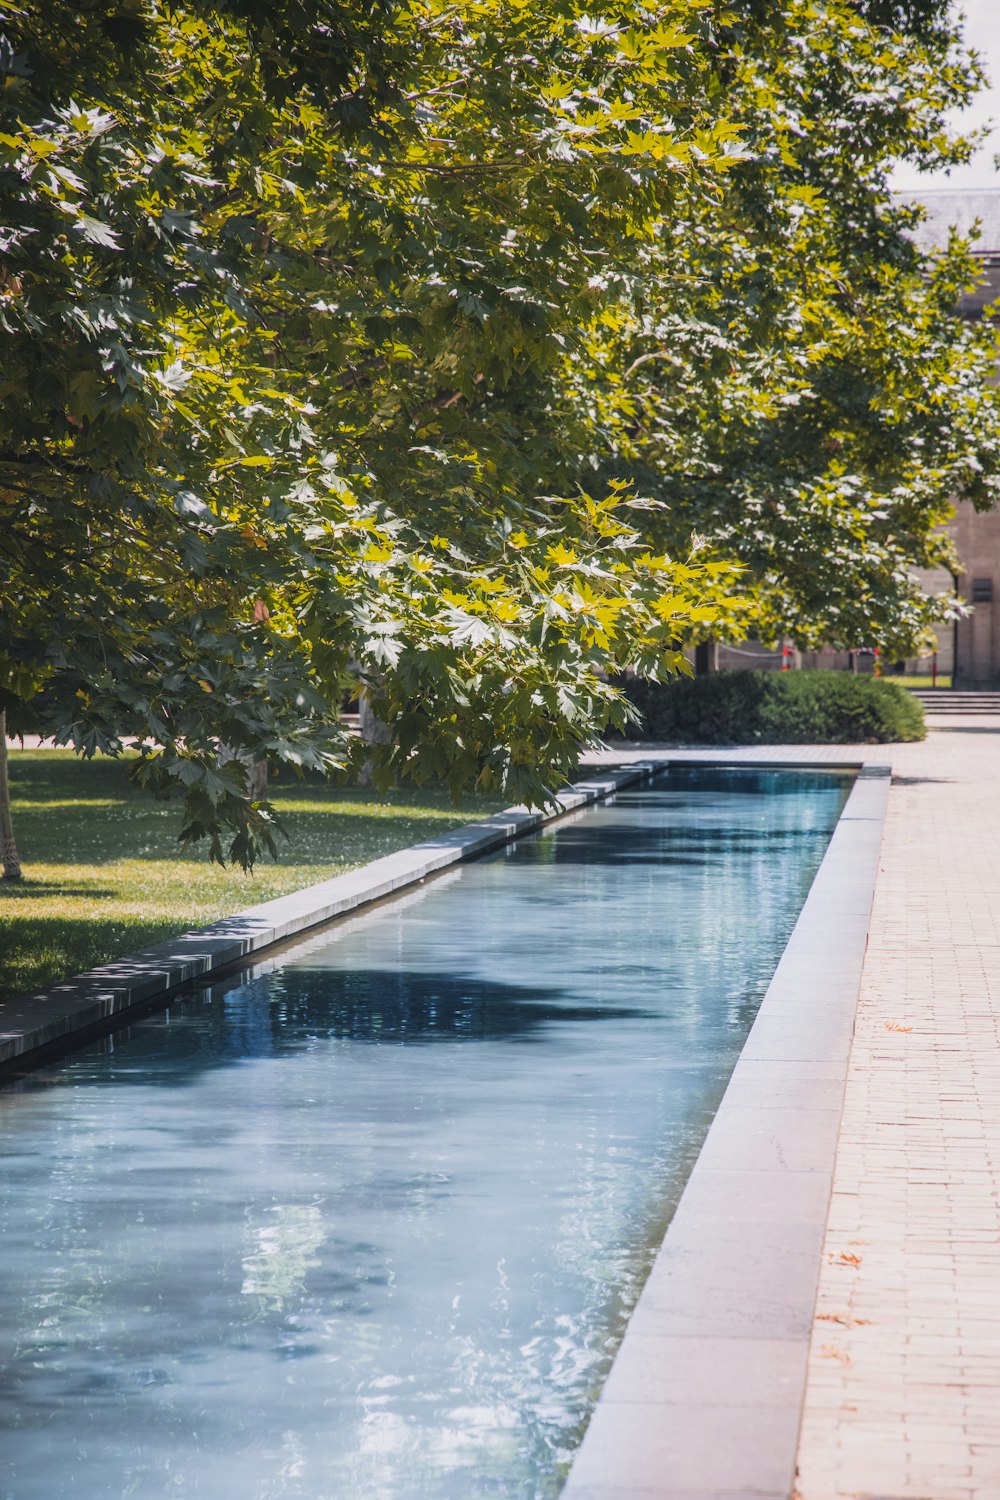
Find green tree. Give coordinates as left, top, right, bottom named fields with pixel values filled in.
left=0, top=0, right=746, bottom=865
left=577, top=0, right=1000, bottom=656
left=2, top=0, right=997, bottom=874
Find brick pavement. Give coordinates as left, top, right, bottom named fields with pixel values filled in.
left=794, top=716, right=1000, bottom=1500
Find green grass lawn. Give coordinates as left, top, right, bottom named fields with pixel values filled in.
left=0, top=750, right=504, bottom=1004
left=897, top=675, right=953, bottom=690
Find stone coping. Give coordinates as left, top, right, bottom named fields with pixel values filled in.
left=0, top=763, right=654, bottom=1072
left=561, top=762, right=891, bottom=1500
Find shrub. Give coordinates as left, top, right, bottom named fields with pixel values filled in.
left=621, top=669, right=925, bottom=744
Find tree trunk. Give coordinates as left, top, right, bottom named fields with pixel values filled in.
left=694, top=637, right=719, bottom=676
left=218, top=744, right=268, bottom=800
left=0, top=711, right=23, bottom=880
left=247, top=758, right=268, bottom=801
left=357, top=688, right=392, bottom=788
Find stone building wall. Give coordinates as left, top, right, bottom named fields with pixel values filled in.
left=950, top=501, right=1000, bottom=685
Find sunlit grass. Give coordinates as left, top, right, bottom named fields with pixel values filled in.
left=897, top=675, right=953, bottom=690
left=0, top=750, right=504, bottom=1002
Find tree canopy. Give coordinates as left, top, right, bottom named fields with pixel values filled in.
left=559, top=1, right=1000, bottom=649
left=1, top=0, right=997, bottom=864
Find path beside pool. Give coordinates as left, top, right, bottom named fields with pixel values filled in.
left=582, top=711, right=1000, bottom=1500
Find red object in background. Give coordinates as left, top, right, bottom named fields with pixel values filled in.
left=932, top=652, right=938, bottom=688
left=781, top=645, right=793, bottom=672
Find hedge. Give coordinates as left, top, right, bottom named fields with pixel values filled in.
left=621, top=669, right=925, bottom=744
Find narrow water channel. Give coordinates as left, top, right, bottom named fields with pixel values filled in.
left=0, top=766, right=851, bottom=1500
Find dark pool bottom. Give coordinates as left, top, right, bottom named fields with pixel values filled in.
left=0, top=766, right=852, bottom=1500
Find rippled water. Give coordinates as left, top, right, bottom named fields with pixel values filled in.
left=0, top=767, right=850, bottom=1500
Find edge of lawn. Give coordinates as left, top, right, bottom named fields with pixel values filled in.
left=0, top=753, right=522, bottom=1003
left=0, top=760, right=654, bottom=1073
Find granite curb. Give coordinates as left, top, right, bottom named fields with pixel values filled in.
left=561, top=762, right=891, bottom=1500
left=0, top=762, right=653, bottom=1071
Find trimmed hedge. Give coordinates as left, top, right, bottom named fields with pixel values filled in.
left=622, top=669, right=925, bottom=744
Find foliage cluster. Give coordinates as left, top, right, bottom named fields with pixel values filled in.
left=588, top=2, right=1000, bottom=650
left=0, top=0, right=991, bottom=862
left=623, top=669, right=926, bottom=744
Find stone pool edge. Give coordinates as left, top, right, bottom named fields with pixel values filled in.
left=0, top=763, right=654, bottom=1072
left=561, top=761, right=891, bottom=1500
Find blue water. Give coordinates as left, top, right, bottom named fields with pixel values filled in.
left=0, top=766, right=850, bottom=1500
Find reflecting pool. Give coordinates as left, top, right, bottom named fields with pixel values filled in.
left=0, top=766, right=851, bottom=1500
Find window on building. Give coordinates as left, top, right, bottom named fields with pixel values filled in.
left=972, top=578, right=994, bottom=603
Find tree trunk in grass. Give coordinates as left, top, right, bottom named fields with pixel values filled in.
left=694, top=637, right=719, bottom=676
left=0, top=711, right=23, bottom=880
left=218, top=744, right=268, bottom=800
left=357, top=688, right=392, bottom=788
left=246, top=758, right=268, bottom=800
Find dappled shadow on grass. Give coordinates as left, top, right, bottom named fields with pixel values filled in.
left=7, top=749, right=489, bottom=813
left=0, top=883, right=119, bottom=900
left=8, top=750, right=499, bottom=868
left=2, top=752, right=505, bottom=1003
left=38, top=806, right=488, bottom=868
left=0, top=916, right=188, bottom=1003
left=16, top=810, right=489, bottom=869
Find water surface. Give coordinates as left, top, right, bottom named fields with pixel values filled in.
left=0, top=767, right=851, bottom=1500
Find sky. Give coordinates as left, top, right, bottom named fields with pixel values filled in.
left=889, top=0, right=1000, bottom=191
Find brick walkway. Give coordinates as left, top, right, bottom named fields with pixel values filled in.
left=795, top=715, right=1000, bottom=1500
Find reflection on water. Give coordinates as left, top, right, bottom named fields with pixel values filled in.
left=0, top=767, right=850, bottom=1499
